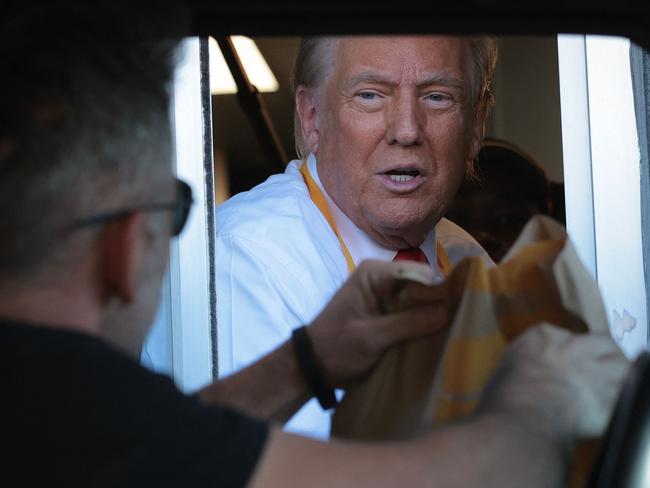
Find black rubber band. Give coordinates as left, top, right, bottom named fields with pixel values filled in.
left=291, top=326, right=337, bottom=411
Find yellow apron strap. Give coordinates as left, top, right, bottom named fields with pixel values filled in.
left=436, top=241, right=452, bottom=277
left=300, top=161, right=452, bottom=278
left=300, top=162, right=356, bottom=273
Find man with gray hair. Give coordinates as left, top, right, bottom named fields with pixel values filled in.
left=217, top=35, right=499, bottom=438
left=2, top=3, right=630, bottom=486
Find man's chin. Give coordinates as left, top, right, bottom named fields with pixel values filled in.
left=370, top=203, right=438, bottom=229
left=364, top=212, right=437, bottom=249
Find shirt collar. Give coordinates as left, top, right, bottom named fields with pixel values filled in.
left=305, top=154, right=440, bottom=274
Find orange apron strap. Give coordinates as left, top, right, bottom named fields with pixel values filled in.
left=300, top=162, right=356, bottom=274
left=436, top=241, right=452, bottom=277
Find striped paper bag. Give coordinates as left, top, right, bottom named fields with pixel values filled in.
left=331, top=216, right=608, bottom=485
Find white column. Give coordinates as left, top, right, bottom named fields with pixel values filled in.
left=168, top=38, right=215, bottom=392
left=558, top=34, right=597, bottom=278
left=585, top=36, right=647, bottom=358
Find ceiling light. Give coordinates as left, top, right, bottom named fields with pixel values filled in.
left=208, top=36, right=279, bottom=95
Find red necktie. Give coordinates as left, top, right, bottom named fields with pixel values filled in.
left=393, top=247, right=429, bottom=264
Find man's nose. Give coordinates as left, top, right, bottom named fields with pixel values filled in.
left=385, top=94, right=424, bottom=146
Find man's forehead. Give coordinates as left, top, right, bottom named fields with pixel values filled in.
left=334, top=36, right=468, bottom=69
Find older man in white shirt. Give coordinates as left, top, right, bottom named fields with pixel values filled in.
left=217, top=35, right=496, bottom=438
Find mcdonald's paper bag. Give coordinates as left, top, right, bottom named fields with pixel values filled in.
left=331, top=216, right=609, bottom=483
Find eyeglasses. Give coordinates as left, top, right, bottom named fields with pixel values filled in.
left=68, top=179, right=194, bottom=237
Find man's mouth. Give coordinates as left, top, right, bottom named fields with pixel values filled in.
left=384, top=169, right=421, bottom=182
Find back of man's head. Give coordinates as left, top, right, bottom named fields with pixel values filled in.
left=0, top=1, right=186, bottom=286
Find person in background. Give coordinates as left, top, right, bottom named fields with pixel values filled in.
left=446, top=139, right=560, bottom=262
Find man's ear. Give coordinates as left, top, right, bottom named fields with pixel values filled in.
left=100, top=212, right=146, bottom=304
left=295, top=86, right=320, bottom=154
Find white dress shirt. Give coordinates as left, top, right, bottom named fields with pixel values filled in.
left=215, top=154, right=490, bottom=439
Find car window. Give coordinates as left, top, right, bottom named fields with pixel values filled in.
left=142, top=34, right=650, bottom=391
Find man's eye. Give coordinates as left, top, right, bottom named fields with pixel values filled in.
left=357, top=92, right=379, bottom=100
left=425, top=93, right=453, bottom=106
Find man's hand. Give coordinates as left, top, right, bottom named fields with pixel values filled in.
left=307, top=259, right=450, bottom=388
left=200, top=260, right=448, bottom=422
left=480, top=323, right=629, bottom=450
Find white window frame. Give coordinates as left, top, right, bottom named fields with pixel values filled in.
left=558, top=34, right=649, bottom=358
left=149, top=35, right=650, bottom=383
left=142, top=37, right=216, bottom=393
